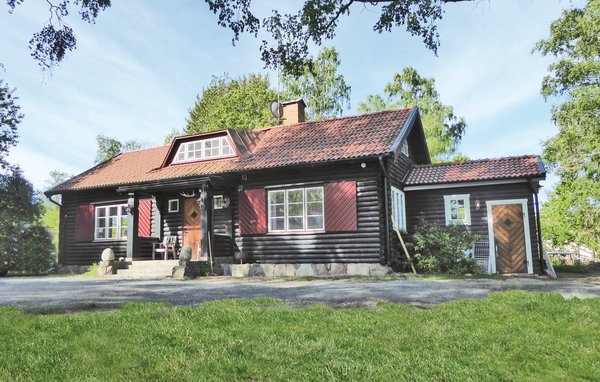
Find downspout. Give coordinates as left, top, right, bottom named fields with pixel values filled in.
left=47, top=194, right=62, bottom=207
left=533, top=189, right=545, bottom=273
left=378, top=155, right=391, bottom=266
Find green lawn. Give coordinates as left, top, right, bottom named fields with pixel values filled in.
left=1, top=292, right=599, bottom=381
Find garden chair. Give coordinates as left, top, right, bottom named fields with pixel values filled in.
left=152, top=236, right=177, bottom=260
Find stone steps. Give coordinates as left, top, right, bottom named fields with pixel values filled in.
left=114, top=260, right=179, bottom=279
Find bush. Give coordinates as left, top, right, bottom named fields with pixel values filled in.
left=405, top=217, right=478, bottom=274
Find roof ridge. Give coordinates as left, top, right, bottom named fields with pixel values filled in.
left=271, top=107, right=414, bottom=130
left=121, top=144, right=170, bottom=154
left=411, top=155, right=538, bottom=168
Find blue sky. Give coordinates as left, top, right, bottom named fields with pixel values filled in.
left=1, top=0, right=580, bottom=197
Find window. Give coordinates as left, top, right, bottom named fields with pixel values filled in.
left=173, top=136, right=234, bottom=163
left=401, top=141, right=409, bottom=157
left=391, top=186, right=406, bottom=231
left=444, top=194, right=471, bottom=225
left=168, top=199, right=179, bottom=213
left=213, top=195, right=224, bottom=209
left=95, top=204, right=128, bottom=240
left=268, top=187, right=324, bottom=232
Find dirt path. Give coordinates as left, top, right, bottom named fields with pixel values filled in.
left=1, top=275, right=600, bottom=311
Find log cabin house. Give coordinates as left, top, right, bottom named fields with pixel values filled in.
left=45, top=100, right=547, bottom=275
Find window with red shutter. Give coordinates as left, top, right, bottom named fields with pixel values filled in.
left=324, top=181, right=357, bottom=232
left=239, top=189, right=267, bottom=235
left=74, top=204, right=95, bottom=241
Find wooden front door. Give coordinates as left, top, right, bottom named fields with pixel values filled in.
left=183, top=198, right=201, bottom=261
left=492, top=204, right=527, bottom=273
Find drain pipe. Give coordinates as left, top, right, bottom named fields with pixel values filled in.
left=378, top=155, right=391, bottom=266
left=47, top=194, right=62, bottom=207
left=533, top=189, right=545, bottom=273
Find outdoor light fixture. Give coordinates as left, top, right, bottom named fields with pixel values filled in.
left=361, top=162, right=366, bottom=168
left=475, top=200, right=481, bottom=210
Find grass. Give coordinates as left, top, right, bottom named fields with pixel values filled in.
left=1, top=292, right=599, bottom=381
left=552, top=262, right=590, bottom=273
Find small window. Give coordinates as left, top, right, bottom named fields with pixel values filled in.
left=213, top=195, right=224, bottom=209
left=172, top=136, right=235, bottom=163
left=268, top=186, right=324, bottom=232
left=444, top=194, right=471, bottom=225
left=401, top=141, right=409, bottom=157
left=391, top=186, right=406, bottom=231
left=168, top=199, right=179, bottom=213
left=94, top=204, right=128, bottom=240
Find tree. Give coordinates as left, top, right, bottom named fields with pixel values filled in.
left=0, top=168, right=54, bottom=276
left=535, top=0, right=600, bottom=252
left=358, top=67, right=466, bottom=161
left=41, top=171, right=73, bottom=252
left=7, top=1, right=475, bottom=71
left=281, top=47, right=351, bottom=121
left=185, top=73, right=277, bottom=134
left=94, top=134, right=144, bottom=164
left=0, top=77, right=23, bottom=171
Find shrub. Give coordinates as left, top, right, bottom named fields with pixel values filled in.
left=405, top=217, right=478, bottom=274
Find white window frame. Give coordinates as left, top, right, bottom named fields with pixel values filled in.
left=444, top=194, right=471, bottom=225
left=172, top=136, right=235, bottom=163
left=213, top=195, right=224, bottom=209
left=168, top=199, right=179, bottom=213
left=94, top=204, right=128, bottom=240
left=401, top=141, right=409, bottom=157
left=267, top=186, right=325, bottom=233
left=391, top=186, right=406, bottom=231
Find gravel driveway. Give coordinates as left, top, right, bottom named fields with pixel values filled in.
left=1, top=275, right=600, bottom=311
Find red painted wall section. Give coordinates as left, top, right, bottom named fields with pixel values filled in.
left=75, top=204, right=95, bottom=241
left=239, top=189, right=267, bottom=235
left=138, top=199, right=153, bottom=237
left=324, top=181, right=357, bottom=232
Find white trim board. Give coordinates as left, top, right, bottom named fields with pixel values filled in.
left=403, top=178, right=528, bottom=191
left=486, top=199, right=533, bottom=275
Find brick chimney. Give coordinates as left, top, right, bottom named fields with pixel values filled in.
left=281, top=99, right=306, bottom=125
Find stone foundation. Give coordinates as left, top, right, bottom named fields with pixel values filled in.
left=220, top=263, right=392, bottom=278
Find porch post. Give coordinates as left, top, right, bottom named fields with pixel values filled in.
left=153, top=195, right=163, bottom=239
left=126, top=193, right=139, bottom=260
left=197, top=184, right=209, bottom=261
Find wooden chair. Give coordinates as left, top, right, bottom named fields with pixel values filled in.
left=152, top=236, right=177, bottom=260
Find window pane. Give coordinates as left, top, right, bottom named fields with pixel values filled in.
left=109, top=206, right=118, bottom=216
left=221, top=138, right=232, bottom=155
left=97, top=207, right=106, bottom=217
left=306, top=188, right=323, bottom=202
left=269, top=191, right=284, bottom=204
left=307, top=216, right=323, bottom=230
left=288, top=203, right=304, bottom=217
left=287, top=189, right=303, bottom=203
left=97, top=228, right=106, bottom=238
left=307, top=202, right=322, bottom=216
left=108, top=228, right=117, bottom=238
left=288, top=217, right=304, bottom=230
left=270, top=205, right=285, bottom=217
left=270, top=218, right=285, bottom=231
left=97, top=219, right=106, bottom=228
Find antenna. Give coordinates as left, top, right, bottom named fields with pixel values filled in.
left=270, top=58, right=283, bottom=123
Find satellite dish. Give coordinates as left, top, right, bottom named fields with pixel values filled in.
left=270, top=101, right=283, bottom=119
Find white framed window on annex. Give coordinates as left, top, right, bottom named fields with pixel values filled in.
left=443, top=194, right=471, bottom=225
left=267, top=186, right=325, bottom=232
left=391, top=186, right=407, bottom=231
left=173, top=136, right=234, bottom=163
left=95, top=204, right=128, bottom=240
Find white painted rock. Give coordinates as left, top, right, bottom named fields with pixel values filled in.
left=101, top=248, right=115, bottom=262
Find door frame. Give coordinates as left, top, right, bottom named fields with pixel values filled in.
left=486, top=199, right=533, bottom=274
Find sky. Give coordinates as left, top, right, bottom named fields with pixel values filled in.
left=0, top=0, right=582, bottom=198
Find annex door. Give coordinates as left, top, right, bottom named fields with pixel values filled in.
left=183, top=198, right=201, bottom=260
left=492, top=204, right=527, bottom=273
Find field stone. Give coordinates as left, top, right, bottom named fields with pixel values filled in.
left=346, top=263, right=371, bottom=276
left=100, top=248, right=115, bottom=262
left=273, top=264, right=295, bottom=277
left=295, top=264, right=314, bottom=277
left=328, top=263, right=347, bottom=276
left=370, top=264, right=393, bottom=276
left=249, top=264, right=265, bottom=277
left=172, top=266, right=186, bottom=280
left=231, top=264, right=250, bottom=278
left=312, top=264, right=329, bottom=276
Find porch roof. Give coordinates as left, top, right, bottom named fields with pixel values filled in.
left=404, top=155, right=546, bottom=186
left=47, top=107, right=414, bottom=194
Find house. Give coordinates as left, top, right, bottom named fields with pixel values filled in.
left=45, top=99, right=547, bottom=275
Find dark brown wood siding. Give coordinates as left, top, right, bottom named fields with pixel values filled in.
left=233, top=161, right=385, bottom=263
left=405, top=183, right=541, bottom=274
left=211, top=188, right=234, bottom=261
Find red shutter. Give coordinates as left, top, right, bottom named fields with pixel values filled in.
left=138, top=199, right=152, bottom=237
left=324, top=181, right=357, bottom=232
left=239, top=189, right=267, bottom=235
left=75, top=204, right=95, bottom=241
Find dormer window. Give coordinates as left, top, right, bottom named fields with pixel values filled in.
left=173, top=136, right=234, bottom=163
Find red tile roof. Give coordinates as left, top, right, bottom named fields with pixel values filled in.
left=404, top=155, right=546, bottom=186
left=49, top=108, right=414, bottom=193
